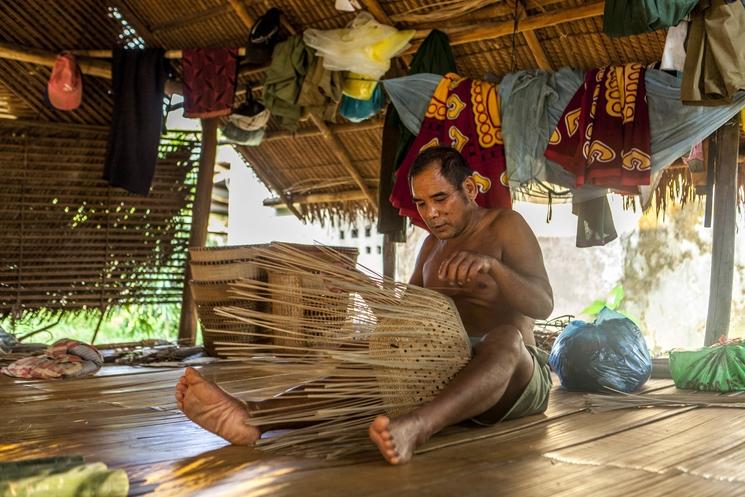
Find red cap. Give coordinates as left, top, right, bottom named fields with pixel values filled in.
left=48, top=53, right=82, bottom=111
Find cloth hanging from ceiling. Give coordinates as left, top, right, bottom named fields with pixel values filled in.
left=181, top=48, right=238, bottom=118
left=378, top=29, right=457, bottom=240
left=263, top=36, right=343, bottom=130
left=602, top=0, right=698, bottom=37
left=681, top=0, right=745, bottom=106
left=386, top=70, right=745, bottom=186
left=296, top=55, right=343, bottom=123
left=390, top=73, right=511, bottom=229
left=545, top=64, right=652, bottom=192
left=103, top=48, right=168, bottom=195
left=262, top=35, right=313, bottom=131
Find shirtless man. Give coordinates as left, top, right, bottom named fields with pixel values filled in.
left=176, top=146, right=554, bottom=465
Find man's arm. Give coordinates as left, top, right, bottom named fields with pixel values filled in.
left=408, top=235, right=436, bottom=286
left=438, top=211, right=553, bottom=319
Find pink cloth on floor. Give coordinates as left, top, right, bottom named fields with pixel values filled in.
left=1, top=339, right=103, bottom=379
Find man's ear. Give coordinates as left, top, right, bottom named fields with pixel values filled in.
left=462, top=175, right=478, bottom=201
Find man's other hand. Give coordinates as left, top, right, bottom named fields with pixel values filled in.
left=438, top=250, right=498, bottom=286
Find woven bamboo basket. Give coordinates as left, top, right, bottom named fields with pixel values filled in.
left=189, top=244, right=268, bottom=356
left=265, top=244, right=358, bottom=349
left=208, top=243, right=472, bottom=458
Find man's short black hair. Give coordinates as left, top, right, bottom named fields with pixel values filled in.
left=408, top=146, right=473, bottom=190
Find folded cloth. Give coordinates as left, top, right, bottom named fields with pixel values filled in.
left=545, top=64, right=652, bottom=191
left=182, top=48, right=239, bottom=118
left=1, top=339, right=103, bottom=379
left=391, top=73, right=512, bottom=229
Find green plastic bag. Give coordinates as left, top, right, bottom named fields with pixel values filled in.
left=0, top=457, right=129, bottom=497
left=669, top=342, right=745, bottom=392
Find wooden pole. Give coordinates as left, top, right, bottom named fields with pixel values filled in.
left=704, top=115, right=740, bottom=346
left=178, top=118, right=219, bottom=345
left=0, top=42, right=112, bottom=78
left=382, top=234, right=396, bottom=279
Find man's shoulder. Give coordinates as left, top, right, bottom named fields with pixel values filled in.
left=483, top=208, right=525, bottom=232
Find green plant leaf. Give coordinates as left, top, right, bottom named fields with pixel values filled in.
left=581, top=300, right=607, bottom=316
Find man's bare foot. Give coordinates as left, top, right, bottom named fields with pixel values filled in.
left=175, top=367, right=260, bottom=446
left=368, top=413, right=432, bottom=465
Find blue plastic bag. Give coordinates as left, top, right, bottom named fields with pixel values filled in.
left=548, top=308, right=651, bottom=392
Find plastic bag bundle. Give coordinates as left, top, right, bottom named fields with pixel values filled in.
left=303, top=12, right=415, bottom=80
left=548, top=308, right=651, bottom=392
left=670, top=340, right=745, bottom=392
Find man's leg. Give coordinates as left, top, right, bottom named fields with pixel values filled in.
left=176, top=367, right=261, bottom=445
left=369, top=325, right=534, bottom=464
left=176, top=368, right=338, bottom=444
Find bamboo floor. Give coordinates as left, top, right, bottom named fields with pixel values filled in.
left=3, top=364, right=745, bottom=497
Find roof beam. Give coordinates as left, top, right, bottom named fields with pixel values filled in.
left=403, top=1, right=605, bottom=54
left=236, top=144, right=305, bottom=218
left=0, top=42, right=112, bottom=78
left=151, top=4, right=233, bottom=34
left=263, top=119, right=383, bottom=142
left=507, top=0, right=553, bottom=71
left=227, top=0, right=254, bottom=29
left=263, top=189, right=372, bottom=207
left=307, top=111, right=378, bottom=212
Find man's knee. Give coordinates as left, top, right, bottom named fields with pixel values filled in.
left=474, top=325, right=524, bottom=358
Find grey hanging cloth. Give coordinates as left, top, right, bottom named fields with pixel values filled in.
left=377, top=29, right=456, bottom=240
left=104, top=48, right=168, bottom=195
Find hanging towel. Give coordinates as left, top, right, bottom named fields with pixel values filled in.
left=182, top=48, right=238, bottom=118
left=545, top=64, right=652, bottom=191
left=390, top=73, right=511, bottom=229
left=103, top=48, right=168, bottom=195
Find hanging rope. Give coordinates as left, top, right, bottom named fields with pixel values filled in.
left=510, top=0, right=524, bottom=72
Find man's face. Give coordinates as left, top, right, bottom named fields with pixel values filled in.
left=411, top=165, right=471, bottom=240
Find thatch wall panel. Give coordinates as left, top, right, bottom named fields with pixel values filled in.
left=0, top=123, right=199, bottom=316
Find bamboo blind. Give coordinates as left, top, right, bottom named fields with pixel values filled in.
left=0, top=122, right=200, bottom=317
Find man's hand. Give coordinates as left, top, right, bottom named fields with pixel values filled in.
left=438, top=251, right=498, bottom=286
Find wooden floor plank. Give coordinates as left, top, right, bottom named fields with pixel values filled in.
left=2, top=365, right=743, bottom=496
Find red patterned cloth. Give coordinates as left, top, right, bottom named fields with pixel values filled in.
left=1, top=339, right=103, bottom=379
left=390, top=73, right=512, bottom=229
left=544, top=64, right=652, bottom=192
left=182, top=48, right=239, bottom=118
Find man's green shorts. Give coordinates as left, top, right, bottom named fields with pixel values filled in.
left=469, top=338, right=553, bottom=424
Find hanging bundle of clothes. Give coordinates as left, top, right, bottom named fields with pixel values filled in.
left=390, top=73, right=512, bottom=229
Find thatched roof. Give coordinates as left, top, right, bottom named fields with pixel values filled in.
left=0, top=0, right=743, bottom=224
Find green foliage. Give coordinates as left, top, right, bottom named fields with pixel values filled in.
left=1, top=304, right=182, bottom=345
left=580, top=284, right=640, bottom=325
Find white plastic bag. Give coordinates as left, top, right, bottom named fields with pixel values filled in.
left=303, top=12, right=414, bottom=79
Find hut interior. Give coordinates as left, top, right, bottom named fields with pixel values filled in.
left=2, top=1, right=745, bottom=496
